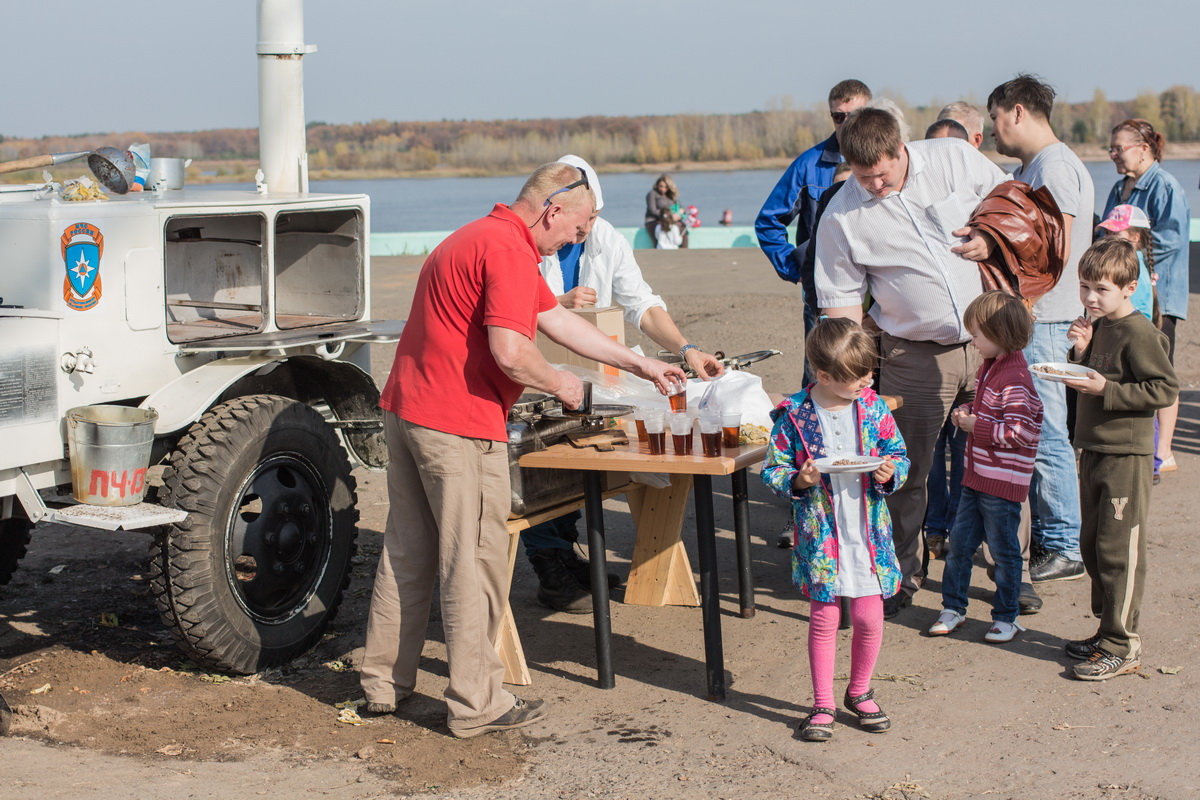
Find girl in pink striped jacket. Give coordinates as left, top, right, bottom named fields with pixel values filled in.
left=928, top=291, right=1044, bottom=644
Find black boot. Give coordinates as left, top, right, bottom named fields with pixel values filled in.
left=560, top=547, right=622, bottom=590
left=529, top=550, right=591, bottom=614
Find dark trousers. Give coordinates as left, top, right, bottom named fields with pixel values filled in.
left=1078, top=450, right=1152, bottom=659
left=878, top=334, right=979, bottom=597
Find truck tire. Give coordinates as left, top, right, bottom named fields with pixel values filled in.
left=0, top=518, right=32, bottom=587
left=150, top=395, right=359, bottom=673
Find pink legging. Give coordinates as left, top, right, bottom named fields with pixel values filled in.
left=808, top=596, right=883, bottom=720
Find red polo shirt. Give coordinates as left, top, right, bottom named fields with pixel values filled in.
left=380, top=204, right=556, bottom=441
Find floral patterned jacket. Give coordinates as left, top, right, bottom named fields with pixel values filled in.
left=760, top=386, right=910, bottom=602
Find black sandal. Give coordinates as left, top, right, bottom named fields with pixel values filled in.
left=798, top=707, right=836, bottom=742
left=844, top=688, right=890, bottom=733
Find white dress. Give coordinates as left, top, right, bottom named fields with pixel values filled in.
left=813, top=400, right=879, bottom=598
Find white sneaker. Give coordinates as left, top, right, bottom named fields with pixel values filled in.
left=927, top=610, right=966, bottom=636
left=984, top=620, right=1025, bottom=643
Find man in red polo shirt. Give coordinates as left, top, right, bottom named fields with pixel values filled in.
left=361, top=162, right=685, bottom=739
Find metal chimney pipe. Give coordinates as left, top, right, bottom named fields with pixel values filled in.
left=257, top=0, right=316, bottom=193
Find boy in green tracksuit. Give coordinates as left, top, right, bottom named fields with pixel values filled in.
left=1063, top=238, right=1178, bottom=681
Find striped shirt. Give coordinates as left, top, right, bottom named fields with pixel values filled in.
left=814, top=138, right=1007, bottom=344
left=963, top=351, right=1043, bottom=502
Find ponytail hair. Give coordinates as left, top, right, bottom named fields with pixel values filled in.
left=1112, top=118, right=1166, bottom=162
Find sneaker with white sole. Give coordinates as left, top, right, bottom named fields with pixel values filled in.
left=984, top=620, right=1025, bottom=643
left=927, top=610, right=966, bottom=636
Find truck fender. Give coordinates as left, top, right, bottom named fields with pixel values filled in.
left=140, top=356, right=283, bottom=436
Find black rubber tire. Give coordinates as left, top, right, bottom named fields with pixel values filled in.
left=150, top=395, right=358, bottom=674
left=0, top=518, right=32, bottom=587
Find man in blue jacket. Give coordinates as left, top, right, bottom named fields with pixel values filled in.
left=755, top=79, right=872, bottom=333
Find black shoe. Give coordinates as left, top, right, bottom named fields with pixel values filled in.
left=1065, top=633, right=1102, bottom=660
left=561, top=548, right=621, bottom=590
left=529, top=551, right=592, bottom=614
left=882, top=593, right=911, bottom=620
left=1018, top=582, right=1043, bottom=615
left=1030, top=552, right=1085, bottom=583
left=449, top=697, right=548, bottom=739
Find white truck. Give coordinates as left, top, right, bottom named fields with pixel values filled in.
left=0, top=0, right=397, bottom=675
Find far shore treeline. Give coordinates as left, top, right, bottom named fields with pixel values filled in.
left=4, top=87, right=1200, bottom=183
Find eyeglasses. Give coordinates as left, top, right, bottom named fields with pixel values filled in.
left=831, top=112, right=850, bottom=124
left=529, top=167, right=590, bottom=229
left=1108, top=143, right=1143, bottom=156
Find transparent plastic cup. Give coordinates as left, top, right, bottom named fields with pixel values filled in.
left=666, top=379, right=687, bottom=413
left=721, top=411, right=741, bottom=448
left=699, top=412, right=722, bottom=457
left=643, top=409, right=667, bottom=455
left=669, top=412, right=694, bottom=455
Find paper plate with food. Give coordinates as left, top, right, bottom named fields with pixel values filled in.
left=1029, top=362, right=1092, bottom=383
left=812, top=455, right=885, bottom=474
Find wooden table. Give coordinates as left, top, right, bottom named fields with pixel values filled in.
left=520, top=424, right=767, bottom=701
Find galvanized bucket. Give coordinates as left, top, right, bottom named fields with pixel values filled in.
left=66, top=406, right=158, bottom=506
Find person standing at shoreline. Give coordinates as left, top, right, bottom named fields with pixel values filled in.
left=987, top=74, right=1094, bottom=586
left=645, top=174, right=686, bottom=247
left=756, top=79, right=872, bottom=336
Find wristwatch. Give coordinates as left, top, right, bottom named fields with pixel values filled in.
left=678, top=344, right=700, bottom=360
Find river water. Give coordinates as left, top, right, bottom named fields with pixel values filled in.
left=214, top=160, right=1200, bottom=234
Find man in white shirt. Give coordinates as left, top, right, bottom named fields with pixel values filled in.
left=526, top=155, right=723, bottom=613
left=815, top=108, right=1006, bottom=617
left=988, top=74, right=1093, bottom=585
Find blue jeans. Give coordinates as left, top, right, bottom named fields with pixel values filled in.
left=924, top=418, right=966, bottom=535
left=520, top=510, right=581, bottom=557
left=1023, top=320, right=1081, bottom=560
left=942, top=488, right=1023, bottom=623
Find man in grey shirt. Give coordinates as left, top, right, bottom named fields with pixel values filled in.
left=988, top=74, right=1094, bottom=584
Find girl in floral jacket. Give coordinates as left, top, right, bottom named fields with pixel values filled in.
left=761, top=318, right=909, bottom=742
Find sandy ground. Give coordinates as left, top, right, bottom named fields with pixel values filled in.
left=4, top=247, right=1200, bottom=799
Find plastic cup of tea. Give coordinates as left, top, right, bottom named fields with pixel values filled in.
left=721, top=411, right=741, bottom=449
left=669, top=411, right=694, bottom=455
left=643, top=410, right=667, bottom=455
left=666, top=379, right=687, bottom=413
left=632, top=407, right=650, bottom=443
left=699, top=411, right=722, bottom=457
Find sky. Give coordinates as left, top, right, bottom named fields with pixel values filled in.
left=2, top=0, right=1197, bottom=139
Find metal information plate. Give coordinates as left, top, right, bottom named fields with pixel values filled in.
left=0, top=346, right=58, bottom=428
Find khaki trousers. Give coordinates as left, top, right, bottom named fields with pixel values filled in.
left=360, top=413, right=514, bottom=728
left=1079, top=450, right=1151, bottom=659
left=879, top=334, right=979, bottom=597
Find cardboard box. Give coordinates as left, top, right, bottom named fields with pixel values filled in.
left=537, top=306, right=625, bottom=376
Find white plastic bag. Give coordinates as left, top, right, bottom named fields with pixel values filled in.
left=690, top=371, right=774, bottom=429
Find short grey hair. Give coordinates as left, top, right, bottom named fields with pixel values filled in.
left=938, top=101, right=985, bottom=140
left=866, top=97, right=911, bottom=142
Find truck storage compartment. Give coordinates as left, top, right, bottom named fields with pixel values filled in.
left=274, top=209, right=364, bottom=329
left=164, top=214, right=266, bottom=343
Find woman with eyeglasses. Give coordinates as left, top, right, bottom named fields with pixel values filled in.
left=1102, top=118, right=1191, bottom=477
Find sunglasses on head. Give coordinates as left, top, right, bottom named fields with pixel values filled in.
left=543, top=167, right=590, bottom=206
left=529, top=167, right=591, bottom=229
